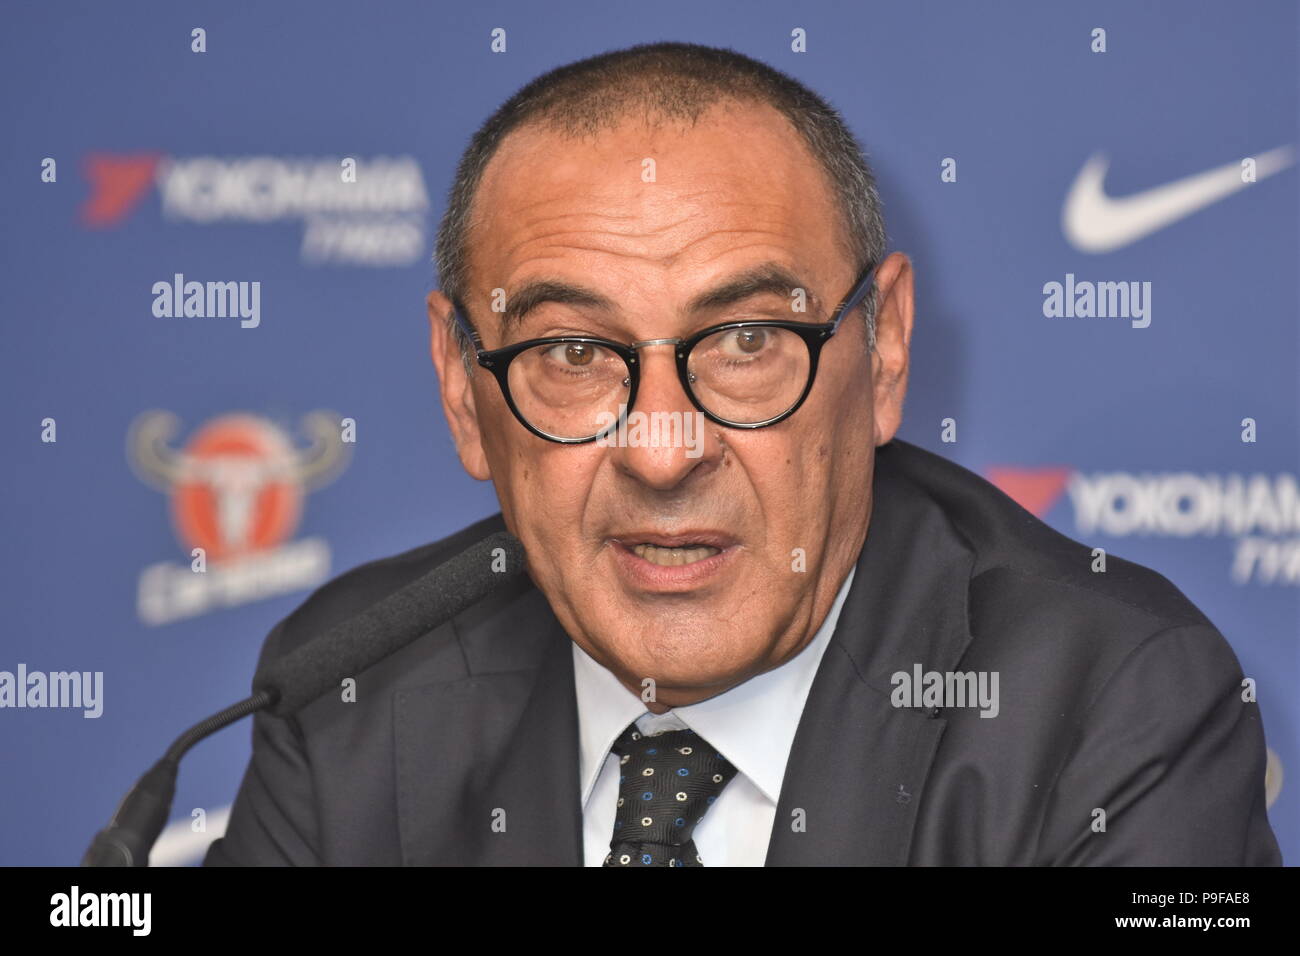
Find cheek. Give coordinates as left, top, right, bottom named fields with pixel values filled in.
left=723, top=437, right=819, bottom=544
left=736, top=417, right=855, bottom=548
left=496, top=449, right=602, bottom=551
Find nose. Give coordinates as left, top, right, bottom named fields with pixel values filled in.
left=609, top=344, right=720, bottom=491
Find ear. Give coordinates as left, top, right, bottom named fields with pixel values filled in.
left=427, top=290, right=492, bottom=480
left=869, top=252, right=915, bottom=447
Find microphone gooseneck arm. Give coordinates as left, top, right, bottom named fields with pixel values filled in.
left=81, top=690, right=277, bottom=867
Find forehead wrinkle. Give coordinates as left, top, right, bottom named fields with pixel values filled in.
left=483, top=202, right=684, bottom=269
left=493, top=255, right=828, bottom=340
left=485, top=146, right=809, bottom=246
left=512, top=219, right=807, bottom=275
left=499, top=206, right=720, bottom=257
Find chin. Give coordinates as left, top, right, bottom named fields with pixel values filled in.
left=614, top=625, right=765, bottom=684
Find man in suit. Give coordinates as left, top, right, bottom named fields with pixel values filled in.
left=205, top=42, right=1281, bottom=866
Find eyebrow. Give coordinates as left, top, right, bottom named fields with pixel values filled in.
left=494, top=262, right=824, bottom=335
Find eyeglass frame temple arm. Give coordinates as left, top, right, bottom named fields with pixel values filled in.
left=828, top=261, right=881, bottom=335
left=450, top=299, right=485, bottom=352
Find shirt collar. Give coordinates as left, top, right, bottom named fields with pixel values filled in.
left=572, top=565, right=856, bottom=807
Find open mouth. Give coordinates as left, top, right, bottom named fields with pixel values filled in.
left=630, top=543, right=722, bottom=566
left=609, top=531, right=737, bottom=575
left=607, top=533, right=737, bottom=590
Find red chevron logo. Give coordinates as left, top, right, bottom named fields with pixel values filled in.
left=984, top=466, right=1074, bottom=518
left=81, top=152, right=162, bottom=227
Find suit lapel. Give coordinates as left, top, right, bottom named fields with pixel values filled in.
left=475, top=619, right=584, bottom=865
left=395, top=610, right=582, bottom=866
left=766, top=444, right=976, bottom=865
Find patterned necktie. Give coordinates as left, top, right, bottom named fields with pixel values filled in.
left=603, top=721, right=739, bottom=867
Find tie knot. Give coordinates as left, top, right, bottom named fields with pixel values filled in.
left=611, top=723, right=695, bottom=758
left=604, top=721, right=739, bottom=867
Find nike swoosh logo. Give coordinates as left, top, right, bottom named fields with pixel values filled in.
left=1062, top=145, right=1294, bottom=253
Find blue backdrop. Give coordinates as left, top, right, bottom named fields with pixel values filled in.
left=1, top=0, right=1295, bottom=865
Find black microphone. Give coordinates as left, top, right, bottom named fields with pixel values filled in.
left=81, top=530, right=527, bottom=867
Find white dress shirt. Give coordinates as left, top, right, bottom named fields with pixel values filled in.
left=572, top=566, right=856, bottom=866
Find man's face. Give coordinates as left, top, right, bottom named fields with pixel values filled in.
left=429, top=101, right=913, bottom=708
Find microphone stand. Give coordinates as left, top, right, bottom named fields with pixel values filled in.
left=81, top=690, right=277, bottom=867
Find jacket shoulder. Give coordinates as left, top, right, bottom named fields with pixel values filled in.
left=882, top=440, right=1212, bottom=632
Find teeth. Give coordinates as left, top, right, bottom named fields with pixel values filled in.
left=632, top=543, right=721, bottom=566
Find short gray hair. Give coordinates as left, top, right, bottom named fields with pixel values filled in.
left=434, top=41, right=887, bottom=371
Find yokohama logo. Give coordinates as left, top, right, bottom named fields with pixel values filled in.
left=1066, top=472, right=1300, bottom=537
left=81, top=153, right=430, bottom=266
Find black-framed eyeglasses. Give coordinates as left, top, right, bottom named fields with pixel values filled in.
left=451, top=261, right=879, bottom=444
